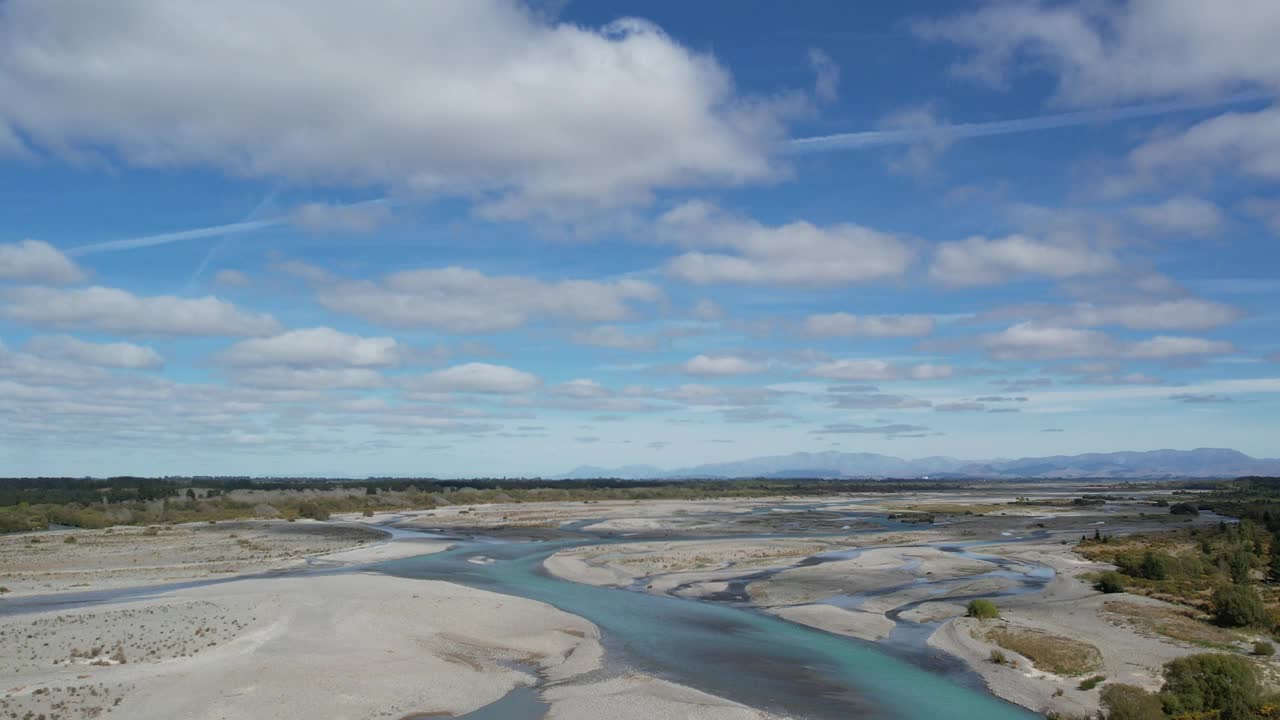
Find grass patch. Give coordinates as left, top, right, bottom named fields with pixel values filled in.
left=1103, top=600, right=1242, bottom=649
left=983, top=626, right=1102, bottom=676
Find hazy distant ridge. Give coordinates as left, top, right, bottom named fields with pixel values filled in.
left=560, top=448, right=1280, bottom=480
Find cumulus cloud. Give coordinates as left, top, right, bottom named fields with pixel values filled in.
left=916, top=1, right=1280, bottom=105
left=809, top=359, right=953, bottom=381
left=680, top=354, right=766, bottom=376
left=412, top=362, right=540, bottom=394
left=1242, top=196, right=1280, bottom=234
left=221, top=327, right=401, bottom=367
left=24, top=335, right=163, bottom=370
left=826, top=386, right=931, bottom=409
left=935, top=401, right=985, bottom=412
left=315, top=266, right=662, bottom=333
left=290, top=201, right=392, bottom=234
left=810, top=422, right=930, bottom=436
left=0, top=240, right=85, bottom=284
left=808, top=48, right=840, bottom=103
left=1129, top=196, right=1224, bottom=237
left=802, top=312, right=935, bottom=338
left=994, top=298, right=1242, bottom=331
left=213, top=269, right=250, bottom=287
left=1131, top=106, right=1280, bottom=181
left=571, top=325, right=661, bottom=351
left=231, top=367, right=385, bottom=390
left=549, top=379, right=613, bottom=399
left=660, top=201, right=914, bottom=286
left=652, top=383, right=786, bottom=407
left=1, top=286, right=281, bottom=336
left=929, top=234, right=1115, bottom=286
left=0, top=0, right=794, bottom=217
left=1124, top=335, right=1234, bottom=359
left=982, top=322, right=1234, bottom=360
left=1170, top=392, right=1233, bottom=404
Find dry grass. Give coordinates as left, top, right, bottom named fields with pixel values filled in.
left=1103, top=600, right=1242, bottom=649
left=983, top=625, right=1103, bottom=676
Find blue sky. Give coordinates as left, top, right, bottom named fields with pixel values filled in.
left=1, top=0, right=1278, bottom=477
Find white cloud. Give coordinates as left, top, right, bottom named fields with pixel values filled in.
left=809, top=359, right=953, bottom=381
left=802, top=312, right=935, bottom=338
left=1129, top=196, right=1224, bottom=237
left=1, top=285, right=281, bottom=336
left=213, top=269, right=250, bottom=287
left=982, top=323, right=1115, bottom=360
left=1124, top=335, right=1234, bottom=359
left=231, top=367, right=385, bottom=390
left=412, top=362, right=540, bottom=394
left=24, top=335, right=163, bottom=369
left=660, top=201, right=914, bottom=286
left=1000, top=298, right=1242, bottom=331
left=929, top=234, right=1115, bottom=286
left=916, top=1, right=1280, bottom=105
left=290, top=202, right=391, bottom=234
left=692, top=299, right=724, bottom=321
left=0, top=0, right=795, bottom=217
left=808, top=48, right=840, bottom=103
left=1064, top=298, right=1241, bottom=331
left=653, top=384, right=786, bottom=407
left=316, top=266, right=663, bottom=333
left=982, top=321, right=1234, bottom=360
left=827, top=387, right=931, bottom=409
left=0, top=239, right=85, bottom=284
left=221, top=327, right=401, bottom=367
left=571, top=325, right=661, bottom=351
left=1127, top=106, right=1280, bottom=181
left=680, top=354, right=766, bottom=377
left=549, top=379, right=613, bottom=399
left=1243, top=196, right=1280, bottom=234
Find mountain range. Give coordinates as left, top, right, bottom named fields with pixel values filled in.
left=559, top=448, right=1280, bottom=480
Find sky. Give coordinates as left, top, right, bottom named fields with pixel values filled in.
left=1, top=0, right=1279, bottom=478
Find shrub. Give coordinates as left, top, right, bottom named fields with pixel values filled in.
left=1159, top=653, right=1259, bottom=719
left=967, top=599, right=999, bottom=619
left=0, top=586, right=9, bottom=594
left=1212, top=584, right=1268, bottom=627
left=1078, top=675, right=1106, bottom=691
left=1101, top=684, right=1167, bottom=720
left=63, top=535, right=77, bottom=544
left=1095, top=571, right=1126, bottom=594
left=1253, top=640, right=1275, bottom=656
left=141, top=526, right=160, bottom=536
left=1170, top=502, right=1200, bottom=516
left=295, top=501, right=329, bottom=521
left=1140, top=551, right=1169, bottom=581
left=989, top=649, right=1006, bottom=664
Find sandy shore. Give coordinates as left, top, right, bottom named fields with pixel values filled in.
left=0, top=520, right=396, bottom=597
left=0, top=517, right=784, bottom=720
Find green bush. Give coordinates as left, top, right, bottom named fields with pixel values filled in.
left=988, top=649, right=1006, bottom=664
left=1253, top=640, right=1274, bottom=656
left=1159, top=653, right=1259, bottom=719
left=1077, top=675, right=1106, bottom=691
left=967, top=599, right=999, bottom=619
left=1101, top=684, right=1166, bottom=720
left=1212, top=584, right=1268, bottom=627
left=1170, top=502, right=1199, bottom=516
left=63, top=535, right=77, bottom=544
left=1095, top=571, right=1126, bottom=593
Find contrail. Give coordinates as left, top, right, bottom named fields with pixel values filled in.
left=789, top=92, right=1272, bottom=153
left=186, top=188, right=281, bottom=289
left=66, top=196, right=393, bottom=257
left=67, top=218, right=282, bottom=256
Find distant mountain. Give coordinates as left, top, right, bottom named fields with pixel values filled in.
left=558, top=448, right=1280, bottom=480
